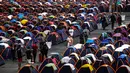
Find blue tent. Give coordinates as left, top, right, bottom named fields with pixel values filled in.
left=99, top=39, right=111, bottom=47
left=63, top=46, right=79, bottom=56
left=57, top=29, right=68, bottom=41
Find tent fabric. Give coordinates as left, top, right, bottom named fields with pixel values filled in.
left=38, top=58, right=56, bottom=72
left=0, top=55, right=5, bottom=66
left=20, top=19, right=28, bottom=25
left=40, top=63, right=57, bottom=73
left=75, top=59, right=89, bottom=69
left=111, top=54, right=130, bottom=70
left=18, top=64, right=38, bottom=73
left=96, top=46, right=112, bottom=58
left=84, top=53, right=97, bottom=63
left=96, top=64, right=115, bottom=73
left=106, top=44, right=115, bottom=51
left=69, top=53, right=79, bottom=60
left=101, top=53, right=114, bottom=63
left=116, top=65, right=130, bottom=73
left=58, top=63, right=76, bottom=73
left=81, top=64, right=94, bottom=71
left=50, top=52, right=62, bottom=61
left=0, top=43, right=11, bottom=60
left=78, top=64, right=95, bottom=73
left=63, top=46, right=79, bottom=56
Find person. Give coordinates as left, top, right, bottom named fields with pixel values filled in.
left=11, top=44, right=16, bottom=61
left=32, top=42, right=38, bottom=63
left=67, top=35, right=73, bottom=47
left=25, top=47, right=33, bottom=64
left=79, top=33, right=84, bottom=44
left=16, top=44, right=22, bottom=70
left=69, top=27, right=74, bottom=37
left=39, top=40, right=49, bottom=61
left=79, top=29, right=88, bottom=44
left=110, top=13, right=116, bottom=29
left=101, top=15, right=107, bottom=30
left=117, top=14, right=122, bottom=26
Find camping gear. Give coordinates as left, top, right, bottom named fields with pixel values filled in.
left=58, top=63, right=76, bottom=73
left=77, top=64, right=95, bottom=73
left=40, top=63, right=58, bottom=73
left=18, top=64, right=38, bottom=73
left=96, top=64, right=115, bottom=73
left=116, top=65, right=130, bottom=73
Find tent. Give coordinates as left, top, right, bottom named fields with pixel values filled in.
left=113, top=47, right=129, bottom=59
left=70, top=26, right=81, bottom=37
left=99, top=39, right=112, bottom=47
left=18, top=64, right=38, bottom=73
left=116, top=65, right=130, bottom=73
left=50, top=52, right=62, bottom=61
left=38, top=58, right=57, bottom=72
left=114, top=40, right=125, bottom=48
left=89, top=20, right=98, bottom=30
left=101, top=53, right=114, bottom=63
left=63, top=46, right=80, bottom=56
left=85, top=38, right=96, bottom=47
left=82, top=22, right=92, bottom=31
left=40, top=63, right=58, bottom=73
left=96, top=64, right=115, bottom=73
left=0, top=55, right=5, bottom=66
left=105, top=44, right=115, bottom=52
left=57, top=29, right=68, bottom=41
left=19, top=29, right=28, bottom=35
left=98, top=32, right=108, bottom=41
left=84, top=53, right=97, bottom=63
left=112, top=33, right=122, bottom=41
left=0, top=36, right=10, bottom=43
left=112, top=54, right=130, bottom=70
left=0, top=43, right=11, bottom=60
left=47, top=32, right=62, bottom=45
left=80, top=46, right=97, bottom=56
left=95, top=46, right=112, bottom=58
left=58, top=63, right=76, bottom=73
left=60, top=56, right=76, bottom=65
left=77, top=64, right=95, bottom=73
left=75, top=59, right=89, bottom=69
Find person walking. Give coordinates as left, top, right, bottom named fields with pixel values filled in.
left=32, top=43, right=38, bottom=63
left=79, top=29, right=88, bottom=44
left=16, top=44, right=22, bottom=70
left=67, top=35, right=73, bottom=47
left=39, top=40, right=49, bottom=61
left=117, top=14, right=122, bottom=26
left=11, top=44, right=16, bottom=61
left=101, top=15, right=107, bottom=30
left=110, top=13, right=116, bottom=29
left=26, top=47, right=33, bottom=64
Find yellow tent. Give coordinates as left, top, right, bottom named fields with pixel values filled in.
left=21, top=19, right=28, bottom=25
left=81, top=64, right=94, bottom=71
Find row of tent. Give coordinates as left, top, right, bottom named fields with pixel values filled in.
left=0, top=0, right=104, bottom=66
left=1, top=0, right=130, bottom=12
left=0, top=0, right=125, bottom=68
left=18, top=21, right=130, bottom=73
left=0, top=0, right=118, bottom=65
